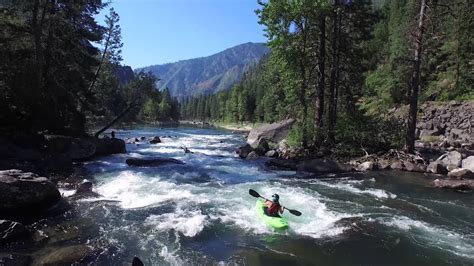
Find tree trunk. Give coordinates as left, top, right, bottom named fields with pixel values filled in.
left=314, top=14, right=326, bottom=145
left=88, top=27, right=112, bottom=93
left=328, top=1, right=340, bottom=145
left=32, top=0, right=43, bottom=91
left=94, top=101, right=137, bottom=138
left=406, top=0, right=428, bottom=153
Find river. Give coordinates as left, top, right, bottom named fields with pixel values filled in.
left=61, top=126, right=473, bottom=265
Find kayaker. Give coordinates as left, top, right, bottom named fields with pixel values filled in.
left=263, top=194, right=284, bottom=217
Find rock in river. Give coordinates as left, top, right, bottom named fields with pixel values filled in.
left=447, top=168, right=474, bottom=179
left=0, top=220, right=29, bottom=244
left=149, top=136, right=162, bottom=144
left=436, top=151, right=462, bottom=168
left=433, top=179, right=474, bottom=190
left=247, top=118, right=295, bottom=147
left=297, top=158, right=351, bottom=174
left=126, top=157, right=185, bottom=167
left=236, top=144, right=253, bottom=159
left=0, top=169, right=61, bottom=217
left=266, top=158, right=351, bottom=174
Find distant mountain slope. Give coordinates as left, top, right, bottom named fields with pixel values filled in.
left=136, top=42, right=269, bottom=98
left=113, top=65, right=134, bottom=84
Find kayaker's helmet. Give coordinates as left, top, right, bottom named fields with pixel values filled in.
left=272, top=194, right=280, bottom=203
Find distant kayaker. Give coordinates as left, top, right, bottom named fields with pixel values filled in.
left=263, top=194, right=284, bottom=217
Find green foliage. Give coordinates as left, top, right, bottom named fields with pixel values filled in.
left=0, top=0, right=105, bottom=135
left=333, top=110, right=405, bottom=158
left=363, top=0, right=474, bottom=107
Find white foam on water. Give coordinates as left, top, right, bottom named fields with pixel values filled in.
left=313, top=180, right=397, bottom=199
left=379, top=215, right=474, bottom=259
left=210, top=183, right=349, bottom=239
left=145, top=209, right=208, bottom=237
left=94, top=171, right=208, bottom=209
left=58, top=188, right=76, bottom=197
left=258, top=185, right=350, bottom=238
left=159, top=245, right=183, bottom=266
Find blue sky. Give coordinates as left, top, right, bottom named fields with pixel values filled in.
left=96, top=0, right=267, bottom=69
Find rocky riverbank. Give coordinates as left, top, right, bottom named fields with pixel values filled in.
left=0, top=132, right=127, bottom=264
left=236, top=101, right=474, bottom=190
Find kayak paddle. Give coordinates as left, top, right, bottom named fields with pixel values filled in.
left=249, top=189, right=302, bottom=216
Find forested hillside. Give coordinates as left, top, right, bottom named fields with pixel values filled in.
left=0, top=2, right=179, bottom=138
left=181, top=0, right=473, bottom=154
left=137, top=42, right=269, bottom=98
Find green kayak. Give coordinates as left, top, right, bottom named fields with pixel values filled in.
left=255, top=199, right=289, bottom=230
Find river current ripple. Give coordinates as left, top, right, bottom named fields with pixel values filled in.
left=62, top=126, right=473, bottom=265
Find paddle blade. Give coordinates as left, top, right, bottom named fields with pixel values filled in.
left=249, top=189, right=261, bottom=198
left=288, top=209, right=302, bottom=216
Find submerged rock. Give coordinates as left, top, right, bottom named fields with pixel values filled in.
left=0, top=169, right=61, bottom=217
left=71, top=179, right=100, bottom=199
left=149, top=136, right=161, bottom=144
left=35, top=244, right=94, bottom=265
left=265, top=158, right=298, bottom=170
left=132, top=257, right=144, bottom=266
left=433, top=179, right=474, bottom=190
left=125, top=157, right=185, bottom=167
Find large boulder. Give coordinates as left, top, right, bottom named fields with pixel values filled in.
left=0, top=169, right=61, bottom=217
left=427, top=161, right=448, bottom=174
left=447, top=168, right=474, bottom=179
left=0, top=220, right=29, bottom=244
left=433, top=179, right=474, bottom=190
left=462, top=156, right=474, bottom=171
left=236, top=144, right=253, bottom=159
left=44, top=135, right=96, bottom=160
left=436, top=151, right=462, bottom=168
left=265, top=150, right=279, bottom=158
left=254, top=139, right=270, bottom=156
left=93, top=138, right=126, bottom=156
left=125, top=157, right=185, bottom=167
left=247, top=119, right=296, bottom=148
left=357, top=161, right=376, bottom=171
left=44, top=135, right=125, bottom=160
left=404, top=161, right=425, bottom=172
left=296, top=159, right=351, bottom=174
left=390, top=161, right=405, bottom=170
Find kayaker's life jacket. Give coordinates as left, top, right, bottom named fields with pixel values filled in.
left=267, top=201, right=281, bottom=215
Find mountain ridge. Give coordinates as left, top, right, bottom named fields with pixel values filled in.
left=135, top=42, right=269, bottom=98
